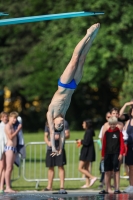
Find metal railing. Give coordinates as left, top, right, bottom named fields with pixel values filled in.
left=21, top=140, right=127, bottom=188
left=22, top=140, right=100, bottom=188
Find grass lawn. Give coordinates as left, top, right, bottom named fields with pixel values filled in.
left=11, top=130, right=129, bottom=191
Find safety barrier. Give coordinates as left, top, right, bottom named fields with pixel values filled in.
left=22, top=140, right=127, bottom=188
left=22, top=140, right=100, bottom=188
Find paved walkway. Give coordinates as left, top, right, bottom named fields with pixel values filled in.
left=1, top=190, right=131, bottom=200
left=0, top=190, right=103, bottom=200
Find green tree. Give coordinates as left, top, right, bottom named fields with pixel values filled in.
left=119, top=64, right=133, bottom=106
left=0, top=0, right=133, bottom=130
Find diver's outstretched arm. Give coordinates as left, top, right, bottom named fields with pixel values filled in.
left=46, top=112, right=57, bottom=153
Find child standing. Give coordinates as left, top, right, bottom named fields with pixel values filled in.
left=4, top=111, right=21, bottom=193
left=100, top=116, right=125, bottom=194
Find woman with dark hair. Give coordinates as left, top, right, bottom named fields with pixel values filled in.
left=123, top=107, right=133, bottom=193
left=76, top=119, right=97, bottom=188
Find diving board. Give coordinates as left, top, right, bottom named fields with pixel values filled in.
left=0, top=12, right=9, bottom=16
left=0, top=11, right=104, bottom=26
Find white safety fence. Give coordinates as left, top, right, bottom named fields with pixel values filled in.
left=12, top=140, right=128, bottom=188
left=22, top=140, right=101, bottom=188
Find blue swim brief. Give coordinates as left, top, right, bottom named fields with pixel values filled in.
left=4, top=146, right=17, bottom=154
left=58, top=79, right=77, bottom=89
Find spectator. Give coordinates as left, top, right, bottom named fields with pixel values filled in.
left=77, top=119, right=97, bottom=188
left=101, top=108, right=123, bottom=193
left=100, top=116, right=125, bottom=194
left=4, top=111, right=21, bottom=193
left=44, top=120, right=70, bottom=194
left=0, top=111, right=8, bottom=193
left=81, top=130, right=95, bottom=186
left=123, top=107, right=133, bottom=193
left=119, top=101, right=132, bottom=177
left=102, top=108, right=123, bottom=138
left=119, top=100, right=133, bottom=122
left=98, top=111, right=111, bottom=189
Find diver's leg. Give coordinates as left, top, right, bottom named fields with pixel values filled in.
left=60, top=23, right=100, bottom=84
left=74, top=24, right=100, bottom=84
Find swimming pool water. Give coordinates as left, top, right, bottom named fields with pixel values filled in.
left=0, top=193, right=133, bottom=200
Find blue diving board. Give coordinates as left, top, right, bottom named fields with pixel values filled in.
left=0, top=11, right=104, bottom=26
left=0, top=12, right=9, bottom=16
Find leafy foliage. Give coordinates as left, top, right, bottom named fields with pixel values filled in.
left=0, top=0, right=133, bottom=130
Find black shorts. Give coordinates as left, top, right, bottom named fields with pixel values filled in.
left=104, top=153, right=120, bottom=172
left=46, top=149, right=66, bottom=167
left=125, top=147, right=133, bottom=165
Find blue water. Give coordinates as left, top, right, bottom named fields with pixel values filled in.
left=1, top=193, right=133, bottom=200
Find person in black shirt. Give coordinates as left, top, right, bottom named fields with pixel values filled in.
left=44, top=120, right=70, bottom=194
left=100, top=116, right=124, bottom=194
left=119, top=101, right=133, bottom=177
left=123, top=107, right=133, bottom=193
left=76, top=119, right=97, bottom=188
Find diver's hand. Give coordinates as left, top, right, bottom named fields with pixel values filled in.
left=50, top=147, right=62, bottom=157
left=50, top=147, right=58, bottom=157
left=57, top=149, right=62, bottom=156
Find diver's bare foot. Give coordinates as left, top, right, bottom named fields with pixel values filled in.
left=87, top=23, right=100, bottom=36
left=4, top=188, right=17, bottom=193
